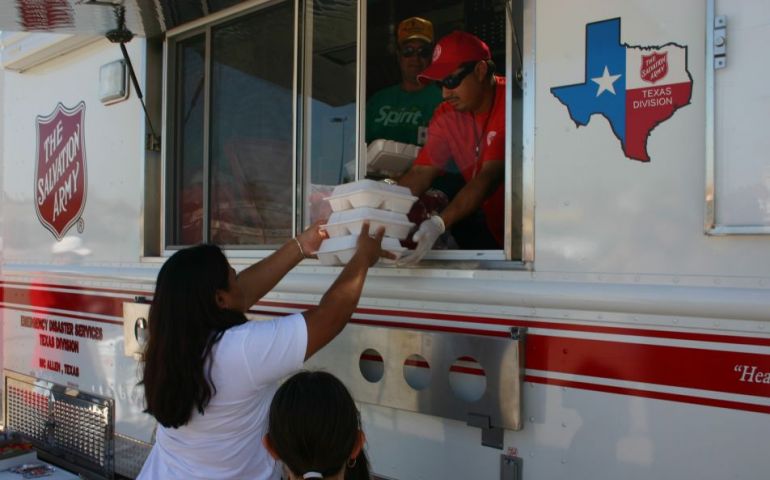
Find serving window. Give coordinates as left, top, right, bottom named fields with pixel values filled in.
left=163, top=0, right=523, bottom=262
left=363, top=0, right=522, bottom=261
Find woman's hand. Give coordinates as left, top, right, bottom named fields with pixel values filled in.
left=295, top=219, right=328, bottom=259
left=354, top=222, right=394, bottom=267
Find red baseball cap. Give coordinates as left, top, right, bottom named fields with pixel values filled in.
left=417, top=31, right=491, bottom=84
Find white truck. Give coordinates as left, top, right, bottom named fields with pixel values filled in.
left=0, top=0, right=768, bottom=478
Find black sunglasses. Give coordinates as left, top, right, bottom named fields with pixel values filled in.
left=437, top=62, right=477, bottom=89
left=400, top=45, right=433, bottom=59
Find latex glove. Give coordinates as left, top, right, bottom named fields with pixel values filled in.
left=398, top=215, right=445, bottom=266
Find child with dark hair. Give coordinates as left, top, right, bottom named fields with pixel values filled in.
left=138, top=223, right=388, bottom=479
left=264, top=371, right=371, bottom=480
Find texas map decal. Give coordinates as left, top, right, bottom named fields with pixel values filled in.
left=551, top=18, right=692, bottom=162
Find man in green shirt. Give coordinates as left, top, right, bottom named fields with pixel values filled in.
left=366, top=16, right=442, bottom=147
left=366, top=17, right=467, bottom=249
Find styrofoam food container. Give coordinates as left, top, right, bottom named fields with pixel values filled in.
left=367, top=139, right=420, bottom=176
left=325, top=207, right=414, bottom=240
left=325, top=179, right=417, bottom=213
left=316, top=235, right=406, bottom=266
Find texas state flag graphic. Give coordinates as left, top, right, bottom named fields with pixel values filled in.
left=551, top=18, right=693, bottom=162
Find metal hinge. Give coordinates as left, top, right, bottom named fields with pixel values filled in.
left=146, top=133, right=161, bottom=152
left=713, top=15, right=727, bottom=69
left=467, top=413, right=504, bottom=449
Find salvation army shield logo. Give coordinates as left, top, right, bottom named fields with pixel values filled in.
left=640, top=51, right=668, bottom=84
left=35, top=102, right=87, bottom=240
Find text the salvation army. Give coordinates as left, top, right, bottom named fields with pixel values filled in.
left=38, top=120, right=82, bottom=222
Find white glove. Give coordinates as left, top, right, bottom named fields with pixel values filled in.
left=398, top=215, right=445, bottom=266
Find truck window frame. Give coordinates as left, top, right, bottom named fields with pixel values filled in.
left=156, top=0, right=531, bottom=266
left=357, top=0, right=526, bottom=265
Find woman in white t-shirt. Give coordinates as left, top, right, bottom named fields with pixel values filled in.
left=137, top=223, right=388, bottom=480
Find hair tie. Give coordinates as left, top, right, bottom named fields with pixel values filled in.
left=302, top=472, right=323, bottom=479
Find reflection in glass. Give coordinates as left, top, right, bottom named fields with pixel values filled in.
left=209, top=3, right=295, bottom=246
left=173, top=35, right=205, bottom=245
left=303, top=0, right=358, bottom=224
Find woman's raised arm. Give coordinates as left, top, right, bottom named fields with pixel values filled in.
left=235, top=220, right=326, bottom=311
left=302, top=222, right=391, bottom=360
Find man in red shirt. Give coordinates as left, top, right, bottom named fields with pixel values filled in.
left=398, top=31, right=505, bottom=264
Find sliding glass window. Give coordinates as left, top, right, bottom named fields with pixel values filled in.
left=166, top=1, right=296, bottom=248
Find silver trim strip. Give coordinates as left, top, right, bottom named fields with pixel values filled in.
left=160, top=35, right=169, bottom=249
left=705, top=0, right=716, bottom=233
left=356, top=0, right=365, bottom=181
left=299, top=0, right=314, bottom=230
left=504, top=3, right=513, bottom=261
left=292, top=0, right=299, bottom=234
left=202, top=27, right=212, bottom=243
left=707, top=226, right=770, bottom=236
left=520, top=0, right=536, bottom=265
left=1, top=266, right=768, bottom=322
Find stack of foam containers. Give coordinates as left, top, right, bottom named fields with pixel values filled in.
left=316, top=179, right=417, bottom=265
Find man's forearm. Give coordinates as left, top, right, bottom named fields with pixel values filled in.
left=397, top=165, right=438, bottom=197
left=440, top=162, right=503, bottom=229
left=440, top=179, right=493, bottom=229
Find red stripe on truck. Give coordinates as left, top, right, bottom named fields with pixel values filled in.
left=526, top=375, right=770, bottom=415
left=526, top=335, right=770, bottom=398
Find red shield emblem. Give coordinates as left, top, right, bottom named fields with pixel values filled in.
left=640, top=51, right=668, bottom=84
left=35, top=102, right=87, bottom=240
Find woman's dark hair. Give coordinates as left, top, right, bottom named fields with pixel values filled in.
left=267, top=371, right=371, bottom=480
left=140, top=244, right=247, bottom=428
